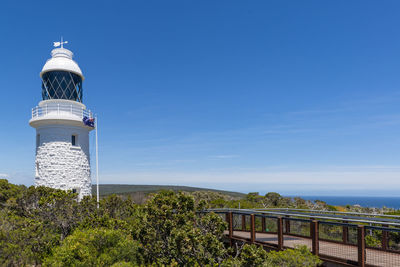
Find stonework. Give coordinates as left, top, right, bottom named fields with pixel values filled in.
left=35, top=125, right=91, bottom=199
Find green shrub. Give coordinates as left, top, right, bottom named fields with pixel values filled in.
left=365, top=235, right=381, bottom=248
left=43, top=228, right=143, bottom=267
left=264, top=245, right=322, bottom=267
left=239, top=244, right=268, bottom=266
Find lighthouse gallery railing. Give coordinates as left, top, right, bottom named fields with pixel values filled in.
left=31, top=103, right=93, bottom=120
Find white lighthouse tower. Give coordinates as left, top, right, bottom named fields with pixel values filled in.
left=29, top=40, right=95, bottom=199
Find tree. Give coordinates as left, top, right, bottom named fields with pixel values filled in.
left=132, top=190, right=228, bottom=266
left=43, top=228, right=143, bottom=267
left=265, top=192, right=282, bottom=207
left=0, top=179, right=24, bottom=205
left=246, top=192, right=261, bottom=202
left=16, top=186, right=81, bottom=240
left=0, top=210, right=58, bottom=266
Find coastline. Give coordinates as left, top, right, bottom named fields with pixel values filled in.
left=286, top=195, right=400, bottom=209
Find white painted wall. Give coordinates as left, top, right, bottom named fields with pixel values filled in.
left=35, top=125, right=91, bottom=199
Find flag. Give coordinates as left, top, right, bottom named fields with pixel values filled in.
left=83, top=116, right=95, bottom=127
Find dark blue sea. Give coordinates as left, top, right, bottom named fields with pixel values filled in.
left=287, top=196, right=400, bottom=209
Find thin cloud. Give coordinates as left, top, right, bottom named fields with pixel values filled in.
left=99, top=167, right=400, bottom=189
left=284, top=92, right=400, bottom=121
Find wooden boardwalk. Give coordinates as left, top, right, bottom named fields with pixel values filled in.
left=228, top=231, right=400, bottom=267
left=208, top=209, right=400, bottom=266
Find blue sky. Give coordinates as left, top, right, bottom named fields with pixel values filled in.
left=1, top=1, right=400, bottom=196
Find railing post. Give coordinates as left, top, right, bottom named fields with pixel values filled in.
left=358, top=225, right=365, bottom=267
left=343, top=221, right=348, bottom=244
left=250, top=214, right=256, bottom=243
left=228, top=212, right=233, bottom=246
left=242, top=214, right=246, bottom=231
left=382, top=224, right=388, bottom=251
left=285, top=216, right=290, bottom=233
left=311, top=220, right=319, bottom=255
left=277, top=217, right=283, bottom=250
left=58, top=104, right=59, bottom=114
left=261, top=217, right=266, bottom=232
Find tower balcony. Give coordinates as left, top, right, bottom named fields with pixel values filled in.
left=29, top=99, right=94, bottom=129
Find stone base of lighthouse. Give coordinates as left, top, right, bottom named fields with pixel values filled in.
left=35, top=125, right=91, bottom=199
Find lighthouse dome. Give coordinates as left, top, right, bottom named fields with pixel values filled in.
left=40, top=47, right=84, bottom=102
left=40, top=48, right=84, bottom=79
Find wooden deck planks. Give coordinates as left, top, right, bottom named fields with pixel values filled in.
left=226, top=231, right=400, bottom=267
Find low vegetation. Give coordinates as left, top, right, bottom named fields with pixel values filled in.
left=0, top=179, right=322, bottom=266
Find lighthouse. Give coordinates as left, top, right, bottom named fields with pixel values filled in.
left=29, top=40, right=95, bottom=199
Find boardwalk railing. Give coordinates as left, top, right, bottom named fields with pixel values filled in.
left=203, top=209, right=400, bottom=267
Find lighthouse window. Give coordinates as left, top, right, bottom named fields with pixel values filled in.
left=41, top=71, right=83, bottom=102
left=72, top=188, right=80, bottom=195
left=71, top=135, right=77, bottom=146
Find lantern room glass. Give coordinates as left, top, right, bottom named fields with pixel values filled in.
left=41, top=71, right=83, bottom=102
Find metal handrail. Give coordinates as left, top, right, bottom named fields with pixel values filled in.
left=205, top=208, right=400, bottom=227
left=318, top=220, right=358, bottom=228
left=260, top=208, right=400, bottom=219
left=31, top=104, right=93, bottom=119
left=365, top=225, right=400, bottom=233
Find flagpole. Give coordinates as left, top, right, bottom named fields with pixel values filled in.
left=95, top=115, right=99, bottom=208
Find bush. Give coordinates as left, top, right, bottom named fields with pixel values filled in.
left=239, top=244, right=268, bottom=266
left=264, top=245, right=322, bottom=267
left=365, top=235, right=381, bottom=248
left=43, top=228, right=143, bottom=267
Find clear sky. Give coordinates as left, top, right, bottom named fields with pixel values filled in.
left=1, top=0, right=400, bottom=196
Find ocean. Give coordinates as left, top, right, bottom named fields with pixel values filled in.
left=287, top=196, right=400, bottom=209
